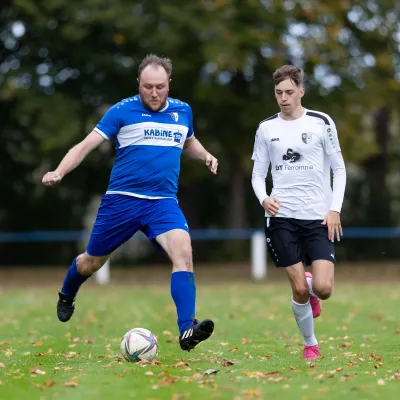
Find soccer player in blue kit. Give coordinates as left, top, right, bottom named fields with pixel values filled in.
left=42, top=54, right=218, bottom=351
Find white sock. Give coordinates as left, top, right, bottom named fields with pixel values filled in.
left=306, top=276, right=317, bottom=298
left=291, top=298, right=318, bottom=347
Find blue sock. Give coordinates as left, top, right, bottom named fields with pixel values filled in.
left=171, top=271, right=196, bottom=334
left=61, top=257, right=91, bottom=298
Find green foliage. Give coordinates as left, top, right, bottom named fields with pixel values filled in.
left=0, top=0, right=399, bottom=245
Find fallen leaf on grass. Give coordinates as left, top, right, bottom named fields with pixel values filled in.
left=0, top=363, right=5, bottom=368
left=44, top=381, right=55, bottom=388
left=30, top=383, right=43, bottom=390
left=64, top=381, right=78, bottom=387
left=87, top=338, right=94, bottom=344
left=145, top=371, right=154, bottom=376
left=240, top=388, right=261, bottom=397
left=340, top=373, right=357, bottom=382
left=174, top=361, right=189, bottom=368
left=137, top=359, right=160, bottom=367
left=221, top=360, right=236, bottom=367
left=30, top=367, right=46, bottom=375
left=159, top=376, right=179, bottom=386
left=228, top=347, right=238, bottom=353
left=377, top=379, right=385, bottom=385
left=242, top=371, right=281, bottom=379
left=241, top=338, right=251, bottom=344
left=172, top=395, right=188, bottom=400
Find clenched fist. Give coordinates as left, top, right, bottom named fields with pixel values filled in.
left=205, top=153, right=218, bottom=174
left=42, top=171, right=63, bottom=186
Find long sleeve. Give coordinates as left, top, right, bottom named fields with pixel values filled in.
left=252, top=160, right=270, bottom=205
left=328, top=151, right=346, bottom=212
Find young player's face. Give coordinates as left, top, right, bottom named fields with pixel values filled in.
left=274, top=78, right=304, bottom=116
left=138, top=66, right=170, bottom=111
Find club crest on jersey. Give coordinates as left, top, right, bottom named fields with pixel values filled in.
left=170, top=112, right=179, bottom=122
left=302, top=132, right=312, bottom=144
left=173, top=131, right=183, bottom=143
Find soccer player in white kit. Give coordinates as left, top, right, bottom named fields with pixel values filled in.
left=251, top=65, right=346, bottom=360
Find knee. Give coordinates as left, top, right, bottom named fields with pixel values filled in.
left=172, top=245, right=193, bottom=272
left=313, top=283, right=333, bottom=300
left=292, top=285, right=310, bottom=303
left=77, top=254, right=104, bottom=275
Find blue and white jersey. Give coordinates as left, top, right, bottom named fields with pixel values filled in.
left=94, top=95, right=194, bottom=199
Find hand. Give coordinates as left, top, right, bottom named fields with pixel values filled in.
left=205, top=153, right=218, bottom=175
left=322, top=210, right=343, bottom=242
left=42, top=171, right=63, bottom=186
left=262, top=197, right=281, bottom=216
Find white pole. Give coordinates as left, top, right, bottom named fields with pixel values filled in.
left=95, top=258, right=110, bottom=285
left=251, top=230, right=267, bottom=280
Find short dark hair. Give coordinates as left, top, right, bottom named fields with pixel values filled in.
left=138, top=54, right=172, bottom=79
left=273, top=65, right=304, bottom=87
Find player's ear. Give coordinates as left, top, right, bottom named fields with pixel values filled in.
left=299, top=87, right=305, bottom=98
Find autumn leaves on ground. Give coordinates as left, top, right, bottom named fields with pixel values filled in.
left=1, top=282, right=400, bottom=400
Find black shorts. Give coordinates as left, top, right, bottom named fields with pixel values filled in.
left=265, top=217, right=336, bottom=268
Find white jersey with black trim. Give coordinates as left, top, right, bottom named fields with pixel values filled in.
left=251, top=109, right=341, bottom=220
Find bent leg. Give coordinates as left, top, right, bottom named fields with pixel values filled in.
left=61, top=252, right=109, bottom=298
left=286, top=262, right=318, bottom=348
left=311, top=260, right=334, bottom=300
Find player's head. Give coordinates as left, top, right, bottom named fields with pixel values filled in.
left=138, top=54, right=172, bottom=111
left=273, top=65, right=304, bottom=116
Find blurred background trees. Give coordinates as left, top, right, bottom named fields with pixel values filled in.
left=1, top=0, right=399, bottom=264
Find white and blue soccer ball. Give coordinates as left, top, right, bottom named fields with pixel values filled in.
left=120, top=328, right=158, bottom=362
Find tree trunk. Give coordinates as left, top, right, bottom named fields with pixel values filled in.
left=363, top=106, right=392, bottom=226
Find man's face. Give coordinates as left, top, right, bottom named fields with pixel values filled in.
left=274, top=78, right=304, bottom=115
left=138, top=65, right=169, bottom=111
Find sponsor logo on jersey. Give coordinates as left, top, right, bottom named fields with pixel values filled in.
left=283, top=148, right=301, bottom=163
left=173, top=131, right=183, bottom=143
left=170, top=112, right=179, bottom=122
left=144, top=128, right=173, bottom=138
left=270, top=137, right=279, bottom=142
left=302, top=132, right=312, bottom=144
left=142, top=113, right=151, bottom=117
left=277, top=149, right=314, bottom=171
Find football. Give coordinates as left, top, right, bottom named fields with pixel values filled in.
left=120, top=328, right=158, bottom=362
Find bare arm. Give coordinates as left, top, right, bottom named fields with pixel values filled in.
left=183, top=136, right=218, bottom=174
left=42, top=130, right=105, bottom=186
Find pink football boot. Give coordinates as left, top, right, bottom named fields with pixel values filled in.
left=305, top=272, right=321, bottom=318
left=303, top=344, right=321, bottom=360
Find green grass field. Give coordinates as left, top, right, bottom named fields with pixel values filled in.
left=1, top=281, right=400, bottom=400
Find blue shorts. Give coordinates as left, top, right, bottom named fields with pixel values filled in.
left=86, top=194, right=189, bottom=257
